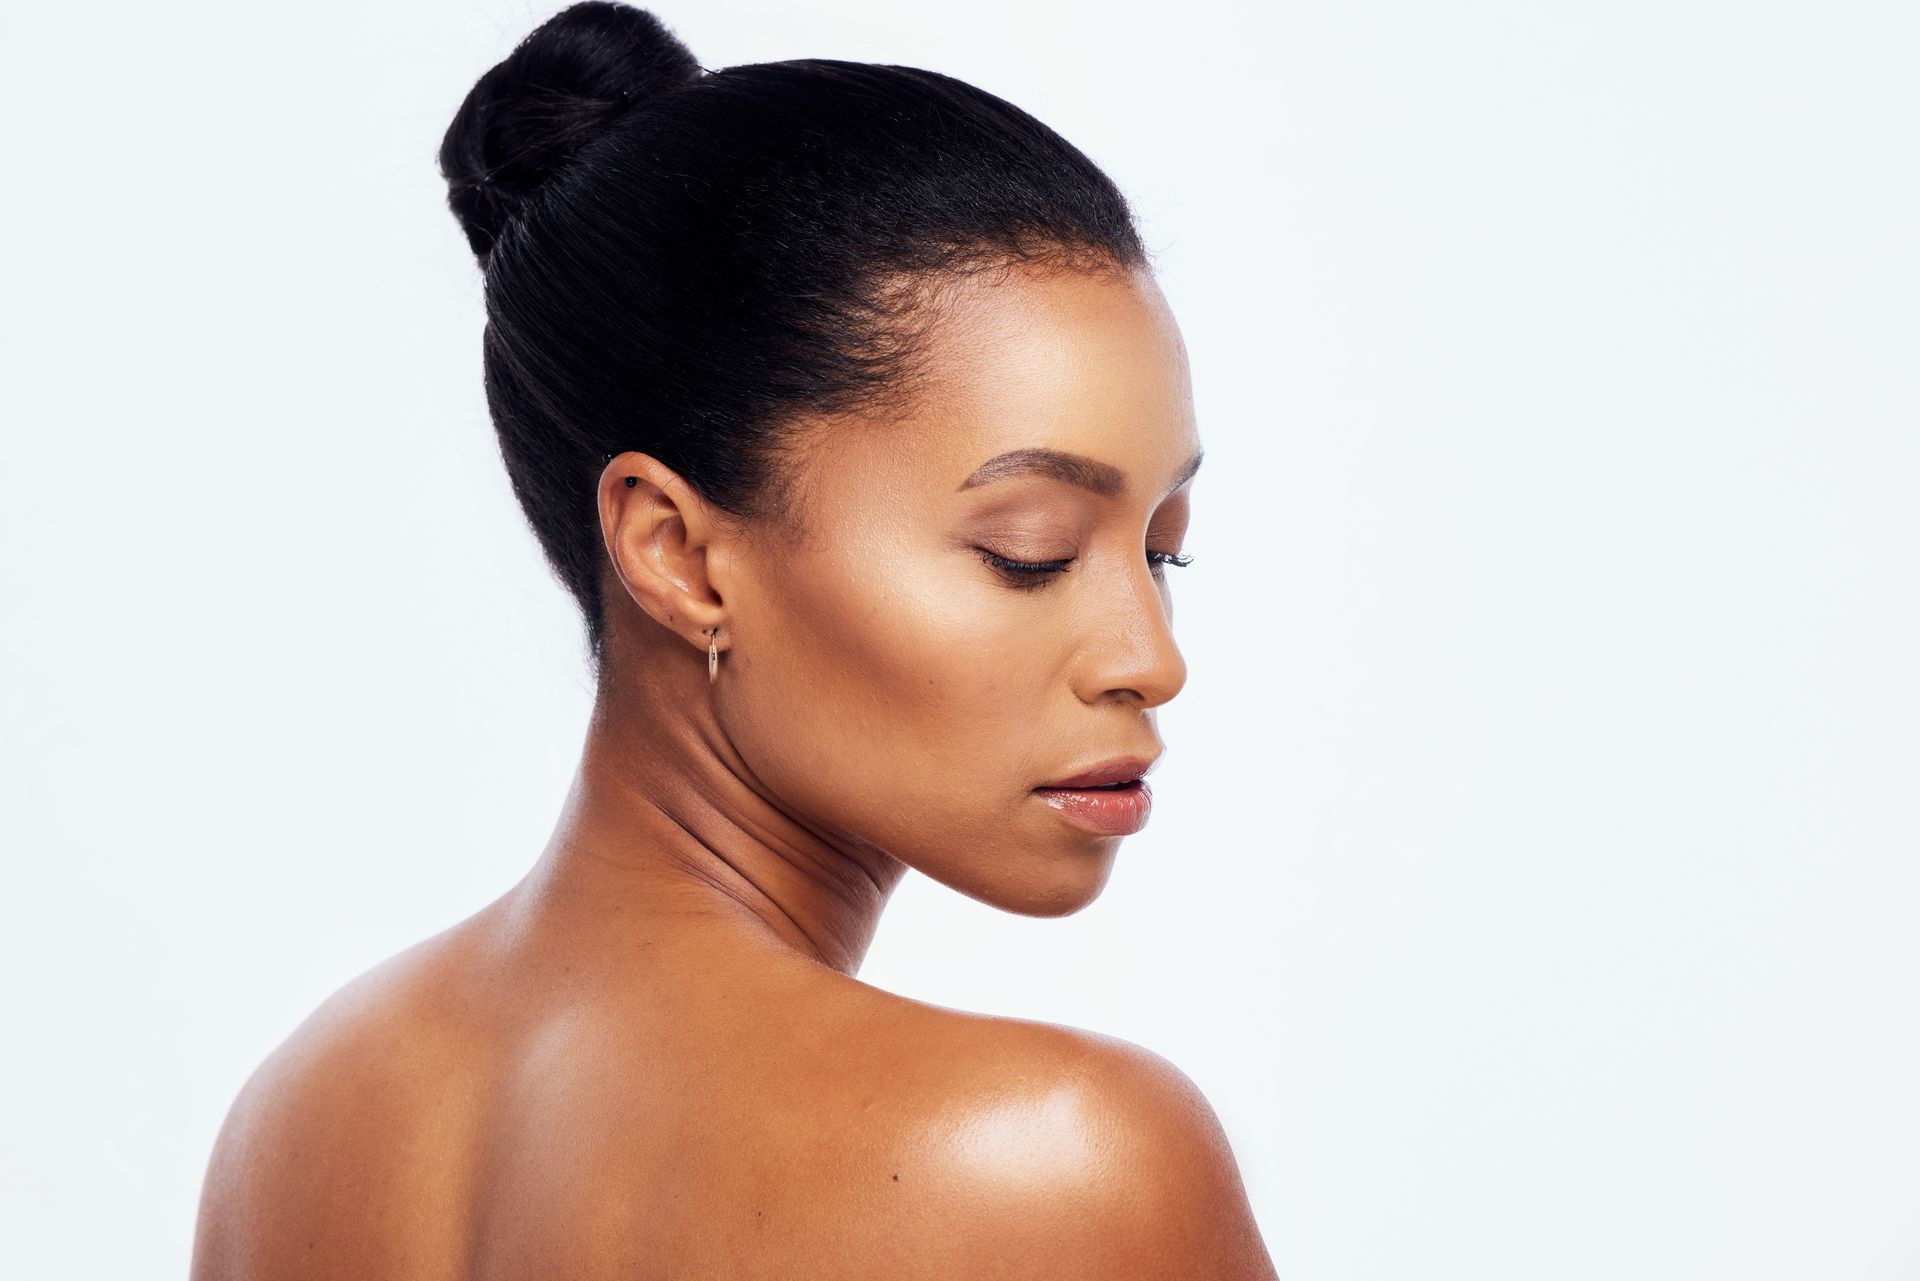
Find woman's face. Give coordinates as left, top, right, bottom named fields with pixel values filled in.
left=717, top=262, right=1199, bottom=916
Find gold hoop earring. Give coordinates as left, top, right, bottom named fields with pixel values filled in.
left=708, top=628, right=720, bottom=685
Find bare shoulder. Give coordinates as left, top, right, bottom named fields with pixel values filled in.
left=849, top=998, right=1281, bottom=1280
left=188, top=924, right=489, bottom=1281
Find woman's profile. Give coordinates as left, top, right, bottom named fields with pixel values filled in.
left=188, top=3, right=1275, bottom=1276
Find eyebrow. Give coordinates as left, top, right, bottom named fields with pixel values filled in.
left=957, top=445, right=1204, bottom=500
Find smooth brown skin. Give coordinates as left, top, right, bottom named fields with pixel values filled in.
left=190, top=262, right=1278, bottom=1279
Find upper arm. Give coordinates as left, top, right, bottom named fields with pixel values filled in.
left=921, top=1028, right=1280, bottom=1280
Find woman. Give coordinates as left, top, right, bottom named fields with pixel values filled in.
left=189, top=3, right=1277, bottom=1276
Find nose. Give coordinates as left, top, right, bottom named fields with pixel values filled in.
left=1069, top=556, right=1188, bottom=710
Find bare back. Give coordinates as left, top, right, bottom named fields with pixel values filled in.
left=189, top=903, right=1276, bottom=1279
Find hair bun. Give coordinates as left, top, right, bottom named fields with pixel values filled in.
left=439, top=2, right=702, bottom=266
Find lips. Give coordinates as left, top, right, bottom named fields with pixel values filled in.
left=1032, top=769, right=1156, bottom=836
left=1036, top=754, right=1160, bottom=790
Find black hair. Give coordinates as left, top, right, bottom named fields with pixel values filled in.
left=438, top=1, right=1149, bottom=675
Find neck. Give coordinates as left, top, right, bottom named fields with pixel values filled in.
left=507, top=661, right=907, bottom=979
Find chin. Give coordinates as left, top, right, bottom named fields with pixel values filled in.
left=965, top=846, right=1121, bottom=918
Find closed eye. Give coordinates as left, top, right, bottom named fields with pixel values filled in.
left=978, top=549, right=1072, bottom=589
left=977, top=547, right=1194, bottom=590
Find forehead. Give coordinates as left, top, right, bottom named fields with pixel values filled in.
left=799, top=263, right=1199, bottom=513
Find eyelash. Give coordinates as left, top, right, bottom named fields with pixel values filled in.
left=978, top=548, right=1195, bottom=589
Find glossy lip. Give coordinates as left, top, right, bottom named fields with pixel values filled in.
left=1032, top=774, right=1155, bottom=836
left=1035, top=754, right=1161, bottom=790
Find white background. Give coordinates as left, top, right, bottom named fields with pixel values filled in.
left=3, top=1, right=1916, bottom=1276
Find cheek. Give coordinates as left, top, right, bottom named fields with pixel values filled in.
left=725, top=538, right=1052, bottom=840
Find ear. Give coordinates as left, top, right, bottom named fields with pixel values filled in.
left=596, top=450, right=732, bottom=654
